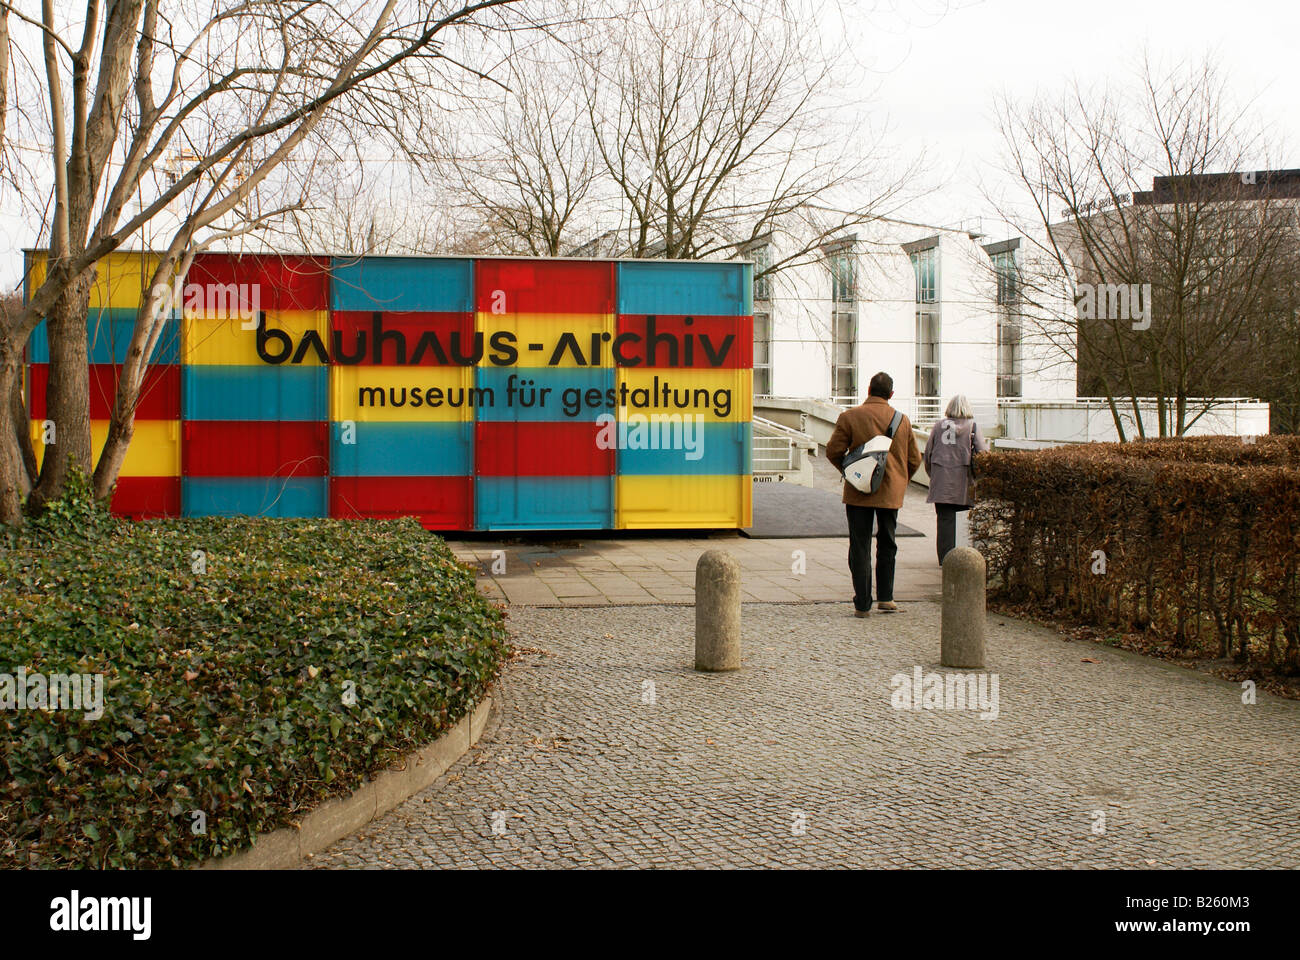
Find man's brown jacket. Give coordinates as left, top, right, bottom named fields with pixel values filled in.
left=825, top=396, right=923, bottom=509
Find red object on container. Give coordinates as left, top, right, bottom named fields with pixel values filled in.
left=330, top=476, right=474, bottom=529
left=474, top=259, right=615, bottom=315
left=29, top=363, right=179, bottom=420
left=614, top=314, right=752, bottom=369
left=187, top=253, right=330, bottom=311
left=110, top=476, right=181, bottom=518
left=330, top=311, right=476, bottom=365
left=474, top=421, right=613, bottom=477
left=183, top=421, right=328, bottom=477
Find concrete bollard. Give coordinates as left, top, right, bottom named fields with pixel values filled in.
left=695, top=549, right=741, bottom=671
left=941, top=546, right=986, bottom=669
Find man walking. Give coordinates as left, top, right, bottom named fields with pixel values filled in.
left=826, top=372, right=922, bottom=617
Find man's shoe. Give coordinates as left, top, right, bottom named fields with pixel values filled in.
left=877, top=601, right=899, bottom=613
left=854, top=608, right=871, bottom=618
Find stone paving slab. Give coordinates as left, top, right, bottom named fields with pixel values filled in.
left=451, top=482, right=944, bottom=607
left=308, top=602, right=1300, bottom=869
left=745, top=479, right=924, bottom=538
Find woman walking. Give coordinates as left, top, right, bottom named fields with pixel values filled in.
left=922, top=394, right=989, bottom=566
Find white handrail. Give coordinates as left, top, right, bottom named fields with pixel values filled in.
left=753, top=415, right=815, bottom=445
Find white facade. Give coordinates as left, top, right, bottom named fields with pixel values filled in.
left=997, top=398, right=1271, bottom=447
left=748, top=217, right=1076, bottom=409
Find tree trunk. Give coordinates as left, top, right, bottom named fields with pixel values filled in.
left=0, top=355, right=29, bottom=526
left=92, top=415, right=135, bottom=503
left=94, top=246, right=190, bottom=501
left=0, top=11, right=9, bottom=157
left=8, top=367, right=37, bottom=482
left=27, top=272, right=94, bottom=513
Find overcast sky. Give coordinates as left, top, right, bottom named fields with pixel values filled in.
left=2, top=0, right=1296, bottom=286
left=857, top=0, right=1298, bottom=231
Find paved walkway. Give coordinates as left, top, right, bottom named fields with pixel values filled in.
left=309, top=603, right=1300, bottom=869
left=452, top=480, right=943, bottom=606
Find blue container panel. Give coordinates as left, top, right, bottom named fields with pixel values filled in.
left=27, top=310, right=180, bottom=364
left=330, top=421, right=473, bottom=477
left=473, top=366, right=615, bottom=422
left=330, top=257, right=474, bottom=313
left=182, top=477, right=328, bottom=518
left=617, top=422, right=751, bottom=475
left=616, top=262, right=749, bottom=317
left=475, top=475, right=614, bottom=530
left=183, top=365, right=328, bottom=421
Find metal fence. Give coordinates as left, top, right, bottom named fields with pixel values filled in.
left=751, top=416, right=816, bottom=475
left=752, top=435, right=796, bottom=473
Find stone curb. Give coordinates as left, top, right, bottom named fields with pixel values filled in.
left=200, top=695, right=494, bottom=870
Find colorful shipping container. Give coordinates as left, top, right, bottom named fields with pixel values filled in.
left=23, top=251, right=754, bottom=530
left=26, top=251, right=182, bottom=517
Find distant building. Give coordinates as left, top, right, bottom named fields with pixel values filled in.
left=738, top=216, right=1076, bottom=418
left=1051, top=168, right=1298, bottom=432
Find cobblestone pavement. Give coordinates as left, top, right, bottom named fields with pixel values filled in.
left=309, top=602, right=1300, bottom=869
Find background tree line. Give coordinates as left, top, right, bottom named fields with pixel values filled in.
left=990, top=56, right=1300, bottom=438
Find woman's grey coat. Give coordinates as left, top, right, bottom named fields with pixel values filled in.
left=922, top=417, right=989, bottom=507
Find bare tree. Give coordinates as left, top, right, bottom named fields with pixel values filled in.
left=0, top=0, right=555, bottom=525
left=991, top=55, right=1299, bottom=439
left=440, top=0, right=909, bottom=275
left=0, top=8, right=9, bottom=159
left=442, top=53, right=601, bottom=256
left=585, top=0, right=905, bottom=265
left=1252, top=246, right=1300, bottom=433
left=0, top=294, right=36, bottom=487
left=283, top=155, right=457, bottom=255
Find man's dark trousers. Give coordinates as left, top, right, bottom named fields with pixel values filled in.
left=846, top=504, right=898, bottom=611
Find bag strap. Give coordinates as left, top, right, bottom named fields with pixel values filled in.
left=885, top=410, right=903, bottom=439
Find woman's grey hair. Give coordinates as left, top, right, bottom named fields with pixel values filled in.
left=945, top=394, right=974, bottom=420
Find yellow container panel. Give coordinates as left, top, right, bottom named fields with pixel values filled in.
left=331, top=365, right=476, bottom=422
left=183, top=310, right=330, bottom=366
left=475, top=312, right=616, bottom=368
left=26, top=251, right=176, bottom=309
left=616, top=368, right=751, bottom=423
left=615, top=474, right=752, bottom=529
left=30, top=419, right=180, bottom=477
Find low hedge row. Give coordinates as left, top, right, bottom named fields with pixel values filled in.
left=971, top=436, right=1300, bottom=674
left=0, top=492, right=509, bottom=868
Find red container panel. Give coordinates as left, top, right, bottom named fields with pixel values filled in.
left=330, top=476, right=473, bottom=529
left=29, top=363, right=180, bottom=420
left=110, top=476, right=181, bottom=517
left=614, top=315, right=752, bottom=369
left=330, top=311, right=475, bottom=365
left=474, top=259, right=615, bottom=315
left=475, top=420, right=613, bottom=477
left=187, top=253, right=330, bottom=311
left=183, top=421, right=328, bottom=477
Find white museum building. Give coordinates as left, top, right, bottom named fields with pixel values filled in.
left=745, top=215, right=1074, bottom=413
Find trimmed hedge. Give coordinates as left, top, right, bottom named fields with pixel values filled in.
left=0, top=495, right=508, bottom=868
left=971, top=436, right=1300, bottom=674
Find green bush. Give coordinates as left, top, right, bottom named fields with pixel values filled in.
left=0, top=511, right=508, bottom=868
